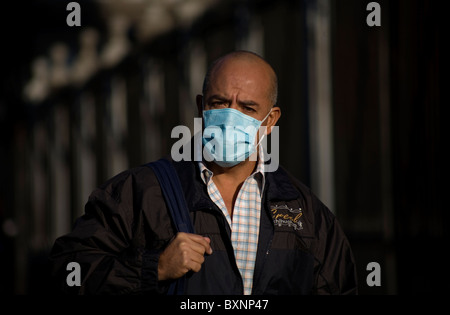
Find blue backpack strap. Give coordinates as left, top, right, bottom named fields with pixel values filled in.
left=147, top=158, right=193, bottom=295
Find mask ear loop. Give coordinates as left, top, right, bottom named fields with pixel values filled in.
left=256, top=109, right=272, bottom=147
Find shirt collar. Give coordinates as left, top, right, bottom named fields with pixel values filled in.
left=198, top=145, right=266, bottom=189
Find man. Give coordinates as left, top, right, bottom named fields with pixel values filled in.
left=49, top=50, right=357, bottom=295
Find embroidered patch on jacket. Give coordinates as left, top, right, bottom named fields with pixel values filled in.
left=271, top=204, right=303, bottom=231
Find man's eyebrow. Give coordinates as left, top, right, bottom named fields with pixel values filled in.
left=238, top=100, right=259, bottom=106
left=206, top=95, right=230, bottom=102
left=206, top=95, right=260, bottom=106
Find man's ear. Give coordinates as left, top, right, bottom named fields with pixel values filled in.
left=266, top=106, right=281, bottom=135
left=196, top=95, right=203, bottom=117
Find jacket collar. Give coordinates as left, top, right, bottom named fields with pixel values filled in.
left=264, top=166, right=300, bottom=201
left=173, top=159, right=300, bottom=213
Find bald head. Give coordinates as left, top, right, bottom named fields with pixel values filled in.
left=202, top=51, right=278, bottom=106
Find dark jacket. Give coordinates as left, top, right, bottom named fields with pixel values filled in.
left=49, top=159, right=358, bottom=295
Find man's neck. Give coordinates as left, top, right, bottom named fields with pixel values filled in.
left=205, top=157, right=257, bottom=187
left=205, top=158, right=258, bottom=217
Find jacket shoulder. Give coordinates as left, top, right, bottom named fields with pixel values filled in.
left=271, top=166, right=333, bottom=212
left=92, top=164, right=159, bottom=201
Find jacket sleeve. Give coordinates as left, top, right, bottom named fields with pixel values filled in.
left=313, top=199, right=358, bottom=295
left=48, top=170, right=172, bottom=295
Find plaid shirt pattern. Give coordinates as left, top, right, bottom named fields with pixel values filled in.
left=198, top=147, right=265, bottom=295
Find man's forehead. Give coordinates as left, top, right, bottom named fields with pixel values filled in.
left=202, top=51, right=278, bottom=105
left=206, top=78, right=267, bottom=103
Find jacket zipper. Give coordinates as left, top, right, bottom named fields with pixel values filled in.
left=265, top=238, right=273, bottom=256
left=251, top=196, right=274, bottom=294
left=207, top=205, right=245, bottom=294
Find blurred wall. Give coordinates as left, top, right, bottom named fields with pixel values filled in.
left=0, top=0, right=444, bottom=294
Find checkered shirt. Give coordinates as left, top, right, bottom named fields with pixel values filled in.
left=198, top=147, right=265, bottom=295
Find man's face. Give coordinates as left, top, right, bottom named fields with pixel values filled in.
left=202, top=58, right=274, bottom=124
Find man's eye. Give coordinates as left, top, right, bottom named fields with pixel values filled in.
left=244, top=106, right=256, bottom=112
left=211, top=101, right=226, bottom=107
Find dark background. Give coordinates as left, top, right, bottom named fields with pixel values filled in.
left=0, top=0, right=445, bottom=294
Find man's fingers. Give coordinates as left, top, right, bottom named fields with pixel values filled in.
left=204, top=238, right=213, bottom=255
left=187, top=260, right=203, bottom=273
left=186, top=240, right=209, bottom=257
left=181, top=233, right=213, bottom=255
left=158, top=232, right=213, bottom=281
left=193, top=235, right=213, bottom=255
left=202, top=237, right=213, bottom=254
left=186, top=251, right=205, bottom=268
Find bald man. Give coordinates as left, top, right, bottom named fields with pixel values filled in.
left=49, top=51, right=357, bottom=295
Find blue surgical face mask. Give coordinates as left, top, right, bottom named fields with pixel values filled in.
left=202, top=107, right=271, bottom=167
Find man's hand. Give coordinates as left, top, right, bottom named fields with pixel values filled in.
left=158, top=232, right=213, bottom=281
